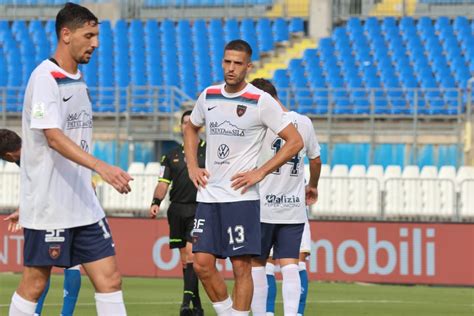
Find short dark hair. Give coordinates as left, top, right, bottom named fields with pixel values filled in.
left=55, top=2, right=99, bottom=39
left=181, top=110, right=192, bottom=124
left=224, top=39, right=252, bottom=60
left=0, top=129, right=21, bottom=157
left=251, top=78, right=278, bottom=99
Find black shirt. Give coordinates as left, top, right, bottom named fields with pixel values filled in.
left=159, top=140, right=206, bottom=204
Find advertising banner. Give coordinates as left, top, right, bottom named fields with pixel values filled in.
left=1, top=216, right=472, bottom=285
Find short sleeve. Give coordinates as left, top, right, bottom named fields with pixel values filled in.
left=304, top=117, right=321, bottom=159
left=259, top=93, right=290, bottom=134
left=158, top=154, right=172, bottom=184
left=30, top=74, right=62, bottom=130
left=190, top=91, right=206, bottom=127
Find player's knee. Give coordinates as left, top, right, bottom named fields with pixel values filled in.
left=94, top=270, right=122, bottom=293
left=18, top=277, right=48, bottom=300
left=193, top=260, right=211, bottom=278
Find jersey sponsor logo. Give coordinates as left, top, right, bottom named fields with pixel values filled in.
left=217, top=144, right=230, bottom=159
left=209, top=121, right=245, bottom=137
left=45, top=229, right=65, bottom=243
left=80, top=140, right=89, bottom=153
left=66, top=110, right=93, bottom=130
left=236, top=104, right=246, bottom=117
left=62, top=95, right=73, bottom=102
left=264, top=194, right=301, bottom=207
left=49, top=245, right=61, bottom=259
left=32, top=102, right=45, bottom=119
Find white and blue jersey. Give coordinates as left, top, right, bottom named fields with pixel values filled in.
left=258, top=111, right=321, bottom=224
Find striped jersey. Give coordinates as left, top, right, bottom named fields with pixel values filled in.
left=190, top=83, right=290, bottom=203
left=258, top=111, right=321, bottom=223
left=20, top=59, right=104, bottom=229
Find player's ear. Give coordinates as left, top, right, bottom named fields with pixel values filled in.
left=61, top=27, right=72, bottom=44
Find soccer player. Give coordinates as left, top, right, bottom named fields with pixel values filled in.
left=149, top=110, right=205, bottom=316
left=183, top=39, right=303, bottom=316
left=249, top=78, right=321, bottom=316
left=1, top=128, right=82, bottom=316
left=8, top=3, right=133, bottom=316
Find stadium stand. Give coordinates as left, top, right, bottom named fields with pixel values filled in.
left=273, top=16, right=473, bottom=115
left=0, top=17, right=299, bottom=113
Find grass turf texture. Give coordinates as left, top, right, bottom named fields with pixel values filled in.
left=0, top=273, right=472, bottom=315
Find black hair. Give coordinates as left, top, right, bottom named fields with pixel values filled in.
left=0, top=129, right=21, bottom=157
left=181, top=110, right=192, bottom=124
left=224, top=39, right=252, bottom=59
left=55, top=2, right=99, bottom=39
left=250, top=78, right=278, bottom=98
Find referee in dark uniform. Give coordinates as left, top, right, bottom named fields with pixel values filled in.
left=149, top=110, right=206, bottom=316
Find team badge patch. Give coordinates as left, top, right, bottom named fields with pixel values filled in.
left=49, top=245, right=61, bottom=259
left=236, top=104, right=247, bottom=117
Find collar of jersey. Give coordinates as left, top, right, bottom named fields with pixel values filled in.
left=221, top=83, right=250, bottom=98
left=47, top=59, right=82, bottom=80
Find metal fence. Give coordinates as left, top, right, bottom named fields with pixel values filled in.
left=1, top=171, right=472, bottom=222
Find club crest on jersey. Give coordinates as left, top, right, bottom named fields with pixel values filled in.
left=236, top=104, right=247, bottom=117
left=49, top=245, right=61, bottom=259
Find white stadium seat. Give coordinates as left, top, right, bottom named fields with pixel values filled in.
left=420, top=166, right=441, bottom=216
left=384, top=165, right=403, bottom=216
left=348, top=165, right=371, bottom=215
left=401, top=165, right=421, bottom=215
left=366, top=165, right=383, bottom=214
left=458, top=166, right=474, bottom=218
left=1, top=163, right=20, bottom=210
left=331, top=165, right=350, bottom=214
left=145, top=162, right=161, bottom=175
left=311, top=164, right=331, bottom=216
left=437, top=166, right=457, bottom=216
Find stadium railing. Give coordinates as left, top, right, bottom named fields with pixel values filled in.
left=1, top=164, right=472, bottom=222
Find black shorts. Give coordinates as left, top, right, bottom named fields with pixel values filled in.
left=167, top=202, right=197, bottom=249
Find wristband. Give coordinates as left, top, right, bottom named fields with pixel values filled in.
left=151, top=198, right=162, bottom=207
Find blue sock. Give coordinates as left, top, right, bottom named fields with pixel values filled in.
left=298, top=264, right=309, bottom=315
left=266, top=273, right=277, bottom=313
left=60, top=268, right=81, bottom=316
left=35, top=278, right=50, bottom=315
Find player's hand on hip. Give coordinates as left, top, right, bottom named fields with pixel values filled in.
left=95, top=161, right=134, bottom=194
left=188, top=166, right=209, bottom=189
left=4, top=209, right=22, bottom=232
left=150, top=205, right=160, bottom=219
left=231, top=168, right=265, bottom=194
left=305, top=185, right=318, bottom=205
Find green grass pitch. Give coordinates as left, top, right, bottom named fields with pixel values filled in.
left=0, top=273, right=472, bottom=315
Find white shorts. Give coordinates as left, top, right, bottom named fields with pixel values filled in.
left=300, top=220, right=311, bottom=254
left=268, top=220, right=311, bottom=257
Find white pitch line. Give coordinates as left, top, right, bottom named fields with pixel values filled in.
left=1, top=300, right=473, bottom=308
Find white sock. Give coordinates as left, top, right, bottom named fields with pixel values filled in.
left=265, top=262, right=275, bottom=275
left=95, top=291, right=127, bottom=316
left=266, top=313, right=275, bottom=316
left=9, top=292, right=37, bottom=316
left=281, top=264, right=301, bottom=316
left=231, top=308, right=250, bottom=315
left=251, top=266, right=267, bottom=316
left=298, top=261, right=306, bottom=271
left=212, top=296, right=233, bottom=316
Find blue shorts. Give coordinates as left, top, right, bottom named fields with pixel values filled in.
left=192, top=201, right=261, bottom=259
left=257, top=223, right=304, bottom=260
left=23, top=218, right=115, bottom=268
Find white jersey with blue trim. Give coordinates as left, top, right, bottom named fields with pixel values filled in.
left=20, top=59, right=104, bottom=230
left=190, top=83, right=290, bottom=203
left=258, top=111, right=320, bottom=223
